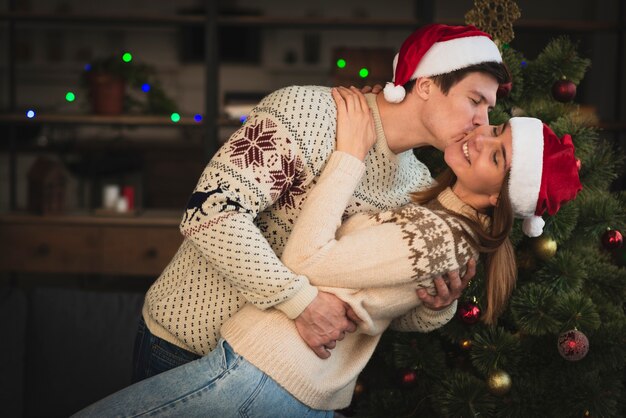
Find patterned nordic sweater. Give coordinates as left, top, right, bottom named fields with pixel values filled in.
left=143, top=86, right=441, bottom=355
left=221, top=151, right=489, bottom=410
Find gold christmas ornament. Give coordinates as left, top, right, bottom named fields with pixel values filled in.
left=486, top=369, right=512, bottom=396
left=465, top=0, right=521, bottom=45
left=532, top=236, right=558, bottom=261
left=353, top=380, right=366, bottom=397
left=460, top=339, right=473, bottom=350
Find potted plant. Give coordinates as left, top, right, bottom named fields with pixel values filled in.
left=82, top=53, right=177, bottom=116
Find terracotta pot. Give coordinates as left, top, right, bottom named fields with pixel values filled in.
left=88, top=72, right=125, bottom=115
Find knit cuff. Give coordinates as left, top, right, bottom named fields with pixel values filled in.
left=275, top=280, right=319, bottom=319
left=420, top=299, right=458, bottom=326
left=325, top=151, right=366, bottom=180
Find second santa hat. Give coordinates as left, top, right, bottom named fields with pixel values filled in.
left=384, top=23, right=503, bottom=103
left=508, top=117, right=583, bottom=237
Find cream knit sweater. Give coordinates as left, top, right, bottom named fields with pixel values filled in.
left=142, top=86, right=444, bottom=355
left=221, top=151, right=488, bottom=410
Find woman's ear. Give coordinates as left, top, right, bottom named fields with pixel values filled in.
left=414, top=78, right=432, bottom=100
left=488, top=193, right=500, bottom=207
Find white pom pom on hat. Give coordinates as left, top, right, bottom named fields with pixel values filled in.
left=383, top=83, right=406, bottom=103
left=522, top=216, right=546, bottom=238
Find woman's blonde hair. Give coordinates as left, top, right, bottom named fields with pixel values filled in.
left=410, top=168, right=517, bottom=325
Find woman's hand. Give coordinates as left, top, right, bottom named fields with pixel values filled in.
left=360, top=84, right=384, bottom=94
left=332, top=86, right=376, bottom=161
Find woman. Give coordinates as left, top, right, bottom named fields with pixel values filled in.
left=73, top=88, right=581, bottom=417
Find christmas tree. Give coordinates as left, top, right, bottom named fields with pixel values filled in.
left=347, top=2, right=626, bottom=417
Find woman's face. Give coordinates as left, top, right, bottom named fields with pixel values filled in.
left=444, top=123, right=512, bottom=207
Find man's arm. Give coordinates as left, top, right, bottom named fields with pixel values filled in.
left=181, top=87, right=353, bottom=357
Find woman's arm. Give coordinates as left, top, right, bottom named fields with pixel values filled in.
left=280, top=86, right=375, bottom=276
left=281, top=88, right=472, bottom=292
left=389, top=301, right=458, bottom=332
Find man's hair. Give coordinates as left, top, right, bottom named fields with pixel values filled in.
left=403, top=62, right=512, bottom=95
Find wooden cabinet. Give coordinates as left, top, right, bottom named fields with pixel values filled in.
left=0, top=213, right=182, bottom=276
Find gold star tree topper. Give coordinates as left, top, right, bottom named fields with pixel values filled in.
left=465, top=0, right=521, bottom=45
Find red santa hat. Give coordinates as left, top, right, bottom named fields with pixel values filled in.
left=384, top=23, right=503, bottom=103
left=508, top=117, right=583, bottom=237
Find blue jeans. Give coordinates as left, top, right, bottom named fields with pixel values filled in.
left=74, top=339, right=333, bottom=418
left=132, top=316, right=201, bottom=383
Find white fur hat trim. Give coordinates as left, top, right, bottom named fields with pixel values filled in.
left=508, top=117, right=544, bottom=219
left=414, top=36, right=502, bottom=78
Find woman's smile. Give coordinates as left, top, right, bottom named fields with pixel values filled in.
left=462, top=141, right=471, bottom=164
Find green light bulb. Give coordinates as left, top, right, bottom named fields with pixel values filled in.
left=359, top=68, right=369, bottom=78
left=122, top=52, right=133, bottom=63
left=336, top=59, right=346, bottom=69
left=65, top=92, right=76, bottom=102
left=171, top=113, right=181, bottom=123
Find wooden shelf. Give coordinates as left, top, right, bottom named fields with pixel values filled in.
left=369, top=18, right=624, bottom=32
left=0, top=113, right=208, bottom=126
left=216, top=16, right=423, bottom=29
left=0, top=210, right=180, bottom=226
left=0, top=12, right=422, bottom=28
left=1, top=12, right=621, bottom=32
left=0, top=113, right=242, bottom=127
left=0, top=12, right=424, bottom=28
left=0, top=11, right=205, bottom=26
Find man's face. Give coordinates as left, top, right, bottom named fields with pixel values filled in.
left=444, top=123, right=512, bottom=203
left=422, top=72, right=499, bottom=150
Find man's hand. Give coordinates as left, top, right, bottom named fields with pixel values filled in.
left=417, top=259, right=476, bottom=310
left=295, top=291, right=357, bottom=359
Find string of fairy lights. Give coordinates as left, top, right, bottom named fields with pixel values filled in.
left=335, top=58, right=370, bottom=78
left=24, top=51, right=201, bottom=124
left=23, top=53, right=370, bottom=124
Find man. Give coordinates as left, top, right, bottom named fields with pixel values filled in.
left=133, top=24, right=512, bottom=380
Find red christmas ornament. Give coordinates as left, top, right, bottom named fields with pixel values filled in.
left=400, top=369, right=417, bottom=386
left=497, top=81, right=513, bottom=98
left=557, top=329, right=589, bottom=361
left=457, top=301, right=481, bottom=324
left=552, top=79, right=577, bottom=102
left=601, top=229, right=623, bottom=250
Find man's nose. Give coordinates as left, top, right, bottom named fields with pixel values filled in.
left=473, top=108, right=489, bottom=127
